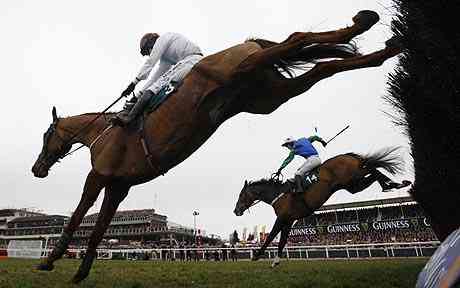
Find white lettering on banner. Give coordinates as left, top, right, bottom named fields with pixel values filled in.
left=372, top=220, right=410, bottom=231
left=327, top=224, right=361, bottom=234
left=289, top=227, right=317, bottom=236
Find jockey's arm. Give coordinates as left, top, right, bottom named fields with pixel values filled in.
left=133, top=35, right=170, bottom=85
left=308, top=135, right=327, bottom=147
left=139, top=61, right=172, bottom=95
left=278, top=150, right=295, bottom=172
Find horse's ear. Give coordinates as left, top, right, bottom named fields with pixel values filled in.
left=244, top=180, right=248, bottom=187
left=52, top=106, right=58, bottom=122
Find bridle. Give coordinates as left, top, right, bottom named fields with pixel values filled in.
left=44, top=89, right=132, bottom=160
left=239, top=186, right=261, bottom=214
left=37, top=121, right=72, bottom=169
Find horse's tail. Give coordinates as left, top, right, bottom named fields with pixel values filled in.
left=354, top=147, right=404, bottom=175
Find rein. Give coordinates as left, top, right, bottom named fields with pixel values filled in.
left=62, top=123, right=114, bottom=158
left=59, top=93, right=131, bottom=158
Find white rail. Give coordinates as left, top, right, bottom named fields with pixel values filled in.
left=35, top=241, right=439, bottom=261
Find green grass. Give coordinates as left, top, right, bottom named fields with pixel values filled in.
left=0, top=258, right=426, bottom=288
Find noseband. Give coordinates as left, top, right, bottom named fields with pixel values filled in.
left=38, top=122, right=72, bottom=168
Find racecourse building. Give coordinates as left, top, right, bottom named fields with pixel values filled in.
left=0, top=208, right=218, bottom=249
left=0, top=209, right=48, bottom=246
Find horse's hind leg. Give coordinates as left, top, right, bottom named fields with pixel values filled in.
left=275, top=40, right=402, bottom=98
left=36, top=170, right=107, bottom=271
left=347, top=172, right=377, bottom=194
left=72, top=181, right=130, bottom=284
left=237, top=10, right=379, bottom=74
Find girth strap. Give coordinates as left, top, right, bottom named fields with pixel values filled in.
left=139, top=115, right=166, bottom=176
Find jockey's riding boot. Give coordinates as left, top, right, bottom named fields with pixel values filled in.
left=295, top=175, right=304, bottom=193
left=111, top=90, right=153, bottom=126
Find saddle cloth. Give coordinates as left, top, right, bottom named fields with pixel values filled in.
left=146, top=81, right=180, bottom=113
left=287, top=167, right=321, bottom=192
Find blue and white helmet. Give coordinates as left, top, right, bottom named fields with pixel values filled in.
left=282, top=137, right=295, bottom=147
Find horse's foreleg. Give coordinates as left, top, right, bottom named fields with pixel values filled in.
left=36, top=170, right=107, bottom=271
left=71, top=181, right=129, bottom=284
left=272, top=222, right=293, bottom=268
left=253, top=217, right=284, bottom=261
left=237, top=11, right=379, bottom=74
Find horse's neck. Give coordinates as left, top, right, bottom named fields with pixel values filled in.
left=58, top=114, right=109, bottom=146
left=254, top=183, right=285, bottom=205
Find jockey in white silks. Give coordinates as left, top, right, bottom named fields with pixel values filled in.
left=112, top=32, right=203, bottom=126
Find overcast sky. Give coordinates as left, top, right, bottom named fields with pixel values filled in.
left=0, top=0, right=412, bottom=239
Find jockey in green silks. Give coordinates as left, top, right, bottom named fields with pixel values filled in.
left=276, top=135, right=327, bottom=193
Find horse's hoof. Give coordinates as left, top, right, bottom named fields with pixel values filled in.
left=251, top=256, right=260, bottom=261
left=352, top=10, right=379, bottom=29
left=271, top=256, right=281, bottom=268
left=385, top=36, right=404, bottom=50
left=35, top=263, right=54, bottom=271
left=71, top=271, right=88, bottom=284
left=401, top=180, right=412, bottom=187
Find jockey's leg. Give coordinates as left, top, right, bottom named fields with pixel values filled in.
left=236, top=10, right=379, bottom=74
left=112, top=55, right=201, bottom=126
left=111, top=90, right=153, bottom=126
left=294, top=155, right=321, bottom=193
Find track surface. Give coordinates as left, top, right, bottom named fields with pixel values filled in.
left=0, top=258, right=426, bottom=288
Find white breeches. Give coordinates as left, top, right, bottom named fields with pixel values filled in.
left=144, top=54, right=203, bottom=94
left=295, top=155, right=321, bottom=176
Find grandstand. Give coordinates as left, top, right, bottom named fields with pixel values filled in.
left=0, top=209, right=47, bottom=247
left=288, top=196, right=437, bottom=245
left=0, top=208, right=220, bottom=251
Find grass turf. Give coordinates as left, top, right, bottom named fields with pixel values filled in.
left=0, top=258, right=426, bottom=288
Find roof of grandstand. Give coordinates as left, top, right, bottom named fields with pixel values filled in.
left=8, top=215, right=69, bottom=223
left=85, top=209, right=158, bottom=217
left=0, top=209, right=45, bottom=217
left=317, top=196, right=416, bottom=212
left=83, top=209, right=167, bottom=223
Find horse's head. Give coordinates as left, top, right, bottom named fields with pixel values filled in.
left=233, top=180, right=258, bottom=216
left=31, top=107, right=72, bottom=178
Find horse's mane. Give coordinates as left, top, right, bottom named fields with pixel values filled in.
left=248, top=178, right=284, bottom=187
left=79, top=112, right=116, bottom=117
left=248, top=38, right=359, bottom=78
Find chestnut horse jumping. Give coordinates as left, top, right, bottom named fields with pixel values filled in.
left=233, top=148, right=409, bottom=267
left=32, top=11, right=401, bottom=283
